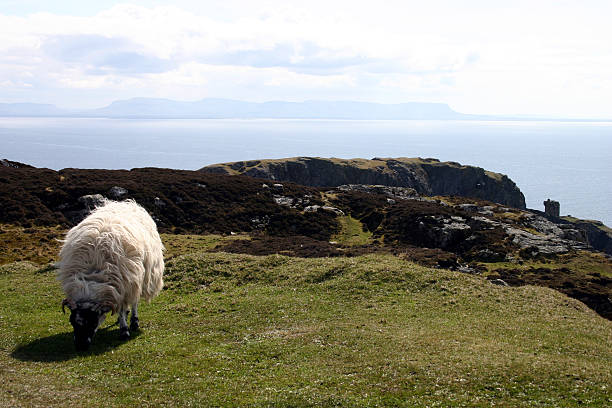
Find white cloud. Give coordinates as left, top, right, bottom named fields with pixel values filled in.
left=0, top=1, right=611, bottom=116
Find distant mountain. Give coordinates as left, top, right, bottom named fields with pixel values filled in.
left=1, top=98, right=609, bottom=121
left=0, top=98, right=475, bottom=120
left=91, top=98, right=471, bottom=119
left=0, top=103, right=71, bottom=117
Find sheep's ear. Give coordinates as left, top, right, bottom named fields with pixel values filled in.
left=61, top=298, right=76, bottom=314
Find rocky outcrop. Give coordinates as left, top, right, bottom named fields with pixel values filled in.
left=201, top=157, right=526, bottom=209
left=1, top=159, right=33, bottom=169
left=563, top=218, right=612, bottom=255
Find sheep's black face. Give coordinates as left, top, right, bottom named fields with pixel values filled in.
left=70, top=308, right=106, bottom=351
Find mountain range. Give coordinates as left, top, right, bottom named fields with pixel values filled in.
left=0, top=98, right=474, bottom=120
left=2, top=98, right=607, bottom=121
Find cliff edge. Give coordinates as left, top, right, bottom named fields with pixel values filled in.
left=201, top=157, right=526, bottom=209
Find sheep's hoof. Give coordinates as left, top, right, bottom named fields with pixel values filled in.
left=130, top=319, right=140, bottom=332
left=119, top=328, right=130, bottom=341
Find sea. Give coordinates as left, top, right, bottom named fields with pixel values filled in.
left=1, top=117, right=611, bottom=226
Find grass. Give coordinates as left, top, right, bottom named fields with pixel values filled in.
left=0, top=224, right=64, bottom=265
left=206, top=156, right=485, bottom=175
left=331, top=216, right=373, bottom=246
left=1, top=247, right=611, bottom=407
left=479, top=250, right=612, bottom=278
left=161, top=232, right=250, bottom=259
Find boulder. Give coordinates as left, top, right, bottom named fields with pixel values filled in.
left=108, top=186, right=128, bottom=199
left=78, top=194, right=105, bottom=211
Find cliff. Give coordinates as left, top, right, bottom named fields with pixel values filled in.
left=201, top=157, right=527, bottom=209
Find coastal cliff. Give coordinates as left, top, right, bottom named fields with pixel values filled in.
left=201, top=157, right=527, bottom=209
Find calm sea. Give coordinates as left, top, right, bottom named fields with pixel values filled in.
left=1, top=117, right=611, bottom=226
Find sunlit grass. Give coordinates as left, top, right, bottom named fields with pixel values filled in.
left=1, top=252, right=611, bottom=407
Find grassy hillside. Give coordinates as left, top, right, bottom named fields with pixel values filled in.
left=1, top=238, right=611, bottom=407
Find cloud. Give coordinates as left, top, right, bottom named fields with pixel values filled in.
left=199, top=41, right=373, bottom=75
left=0, top=1, right=611, bottom=116
left=43, top=34, right=176, bottom=74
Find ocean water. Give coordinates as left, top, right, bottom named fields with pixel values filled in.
left=1, top=117, right=611, bottom=226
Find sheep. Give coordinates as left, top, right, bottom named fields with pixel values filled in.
left=57, top=199, right=164, bottom=350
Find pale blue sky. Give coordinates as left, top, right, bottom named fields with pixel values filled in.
left=1, top=0, right=611, bottom=117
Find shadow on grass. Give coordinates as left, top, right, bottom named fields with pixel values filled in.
left=10, top=326, right=142, bottom=362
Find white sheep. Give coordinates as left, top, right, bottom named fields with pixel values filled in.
left=57, top=199, right=164, bottom=350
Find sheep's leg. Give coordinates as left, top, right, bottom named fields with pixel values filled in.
left=117, top=307, right=130, bottom=340
left=130, top=303, right=139, bottom=331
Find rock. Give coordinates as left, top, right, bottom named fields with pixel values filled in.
left=544, top=199, right=560, bottom=218
left=0, top=159, right=33, bottom=168
left=490, top=279, right=509, bottom=286
left=78, top=194, right=105, bottom=210
left=321, top=206, right=344, bottom=216
left=337, top=184, right=419, bottom=200
left=457, top=203, right=478, bottom=212
left=251, top=215, right=270, bottom=229
left=195, top=183, right=207, bottom=189
left=273, top=195, right=295, bottom=207
left=304, top=205, right=320, bottom=213
left=304, top=205, right=344, bottom=216
left=107, top=186, right=127, bottom=199
left=478, top=206, right=495, bottom=216
left=562, top=218, right=612, bottom=256
left=458, top=265, right=479, bottom=274
left=62, top=194, right=107, bottom=224
left=475, top=248, right=506, bottom=262
left=154, top=197, right=166, bottom=208
left=272, top=183, right=284, bottom=192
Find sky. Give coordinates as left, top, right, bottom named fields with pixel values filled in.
left=1, top=0, right=611, bottom=117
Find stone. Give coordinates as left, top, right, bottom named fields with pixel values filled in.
left=108, top=186, right=127, bottom=199
left=304, top=205, right=320, bottom=213
left=303, top=205, right=344, bottom=216
left=457, top=203, right=478, bottom=212
left=458, top=265, right=479, bottom=274
left=490, top=279, right=509, bottom=286
left=321, top=206, right=345, bottom=216
left=154, top=197, right=166, bottom=208
left=337, top=184, right=418, bottom=200
left=78, top=194, right=105, bottom=211
left=273, top=196, right=294, bottom=207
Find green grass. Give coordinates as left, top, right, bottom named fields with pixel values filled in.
left=479, top=250, right=612, bottom=278
left=331, top=216, right=373, bottom=246
left=1, top=251, right=611, bottom=407
left=161, top=232, right=250, bottom=259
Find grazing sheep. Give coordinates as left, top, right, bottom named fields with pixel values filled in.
left=58, top=199, right=164, bottom=350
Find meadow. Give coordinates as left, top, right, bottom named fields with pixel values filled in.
left=1, top=232, right=610, bottom=407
